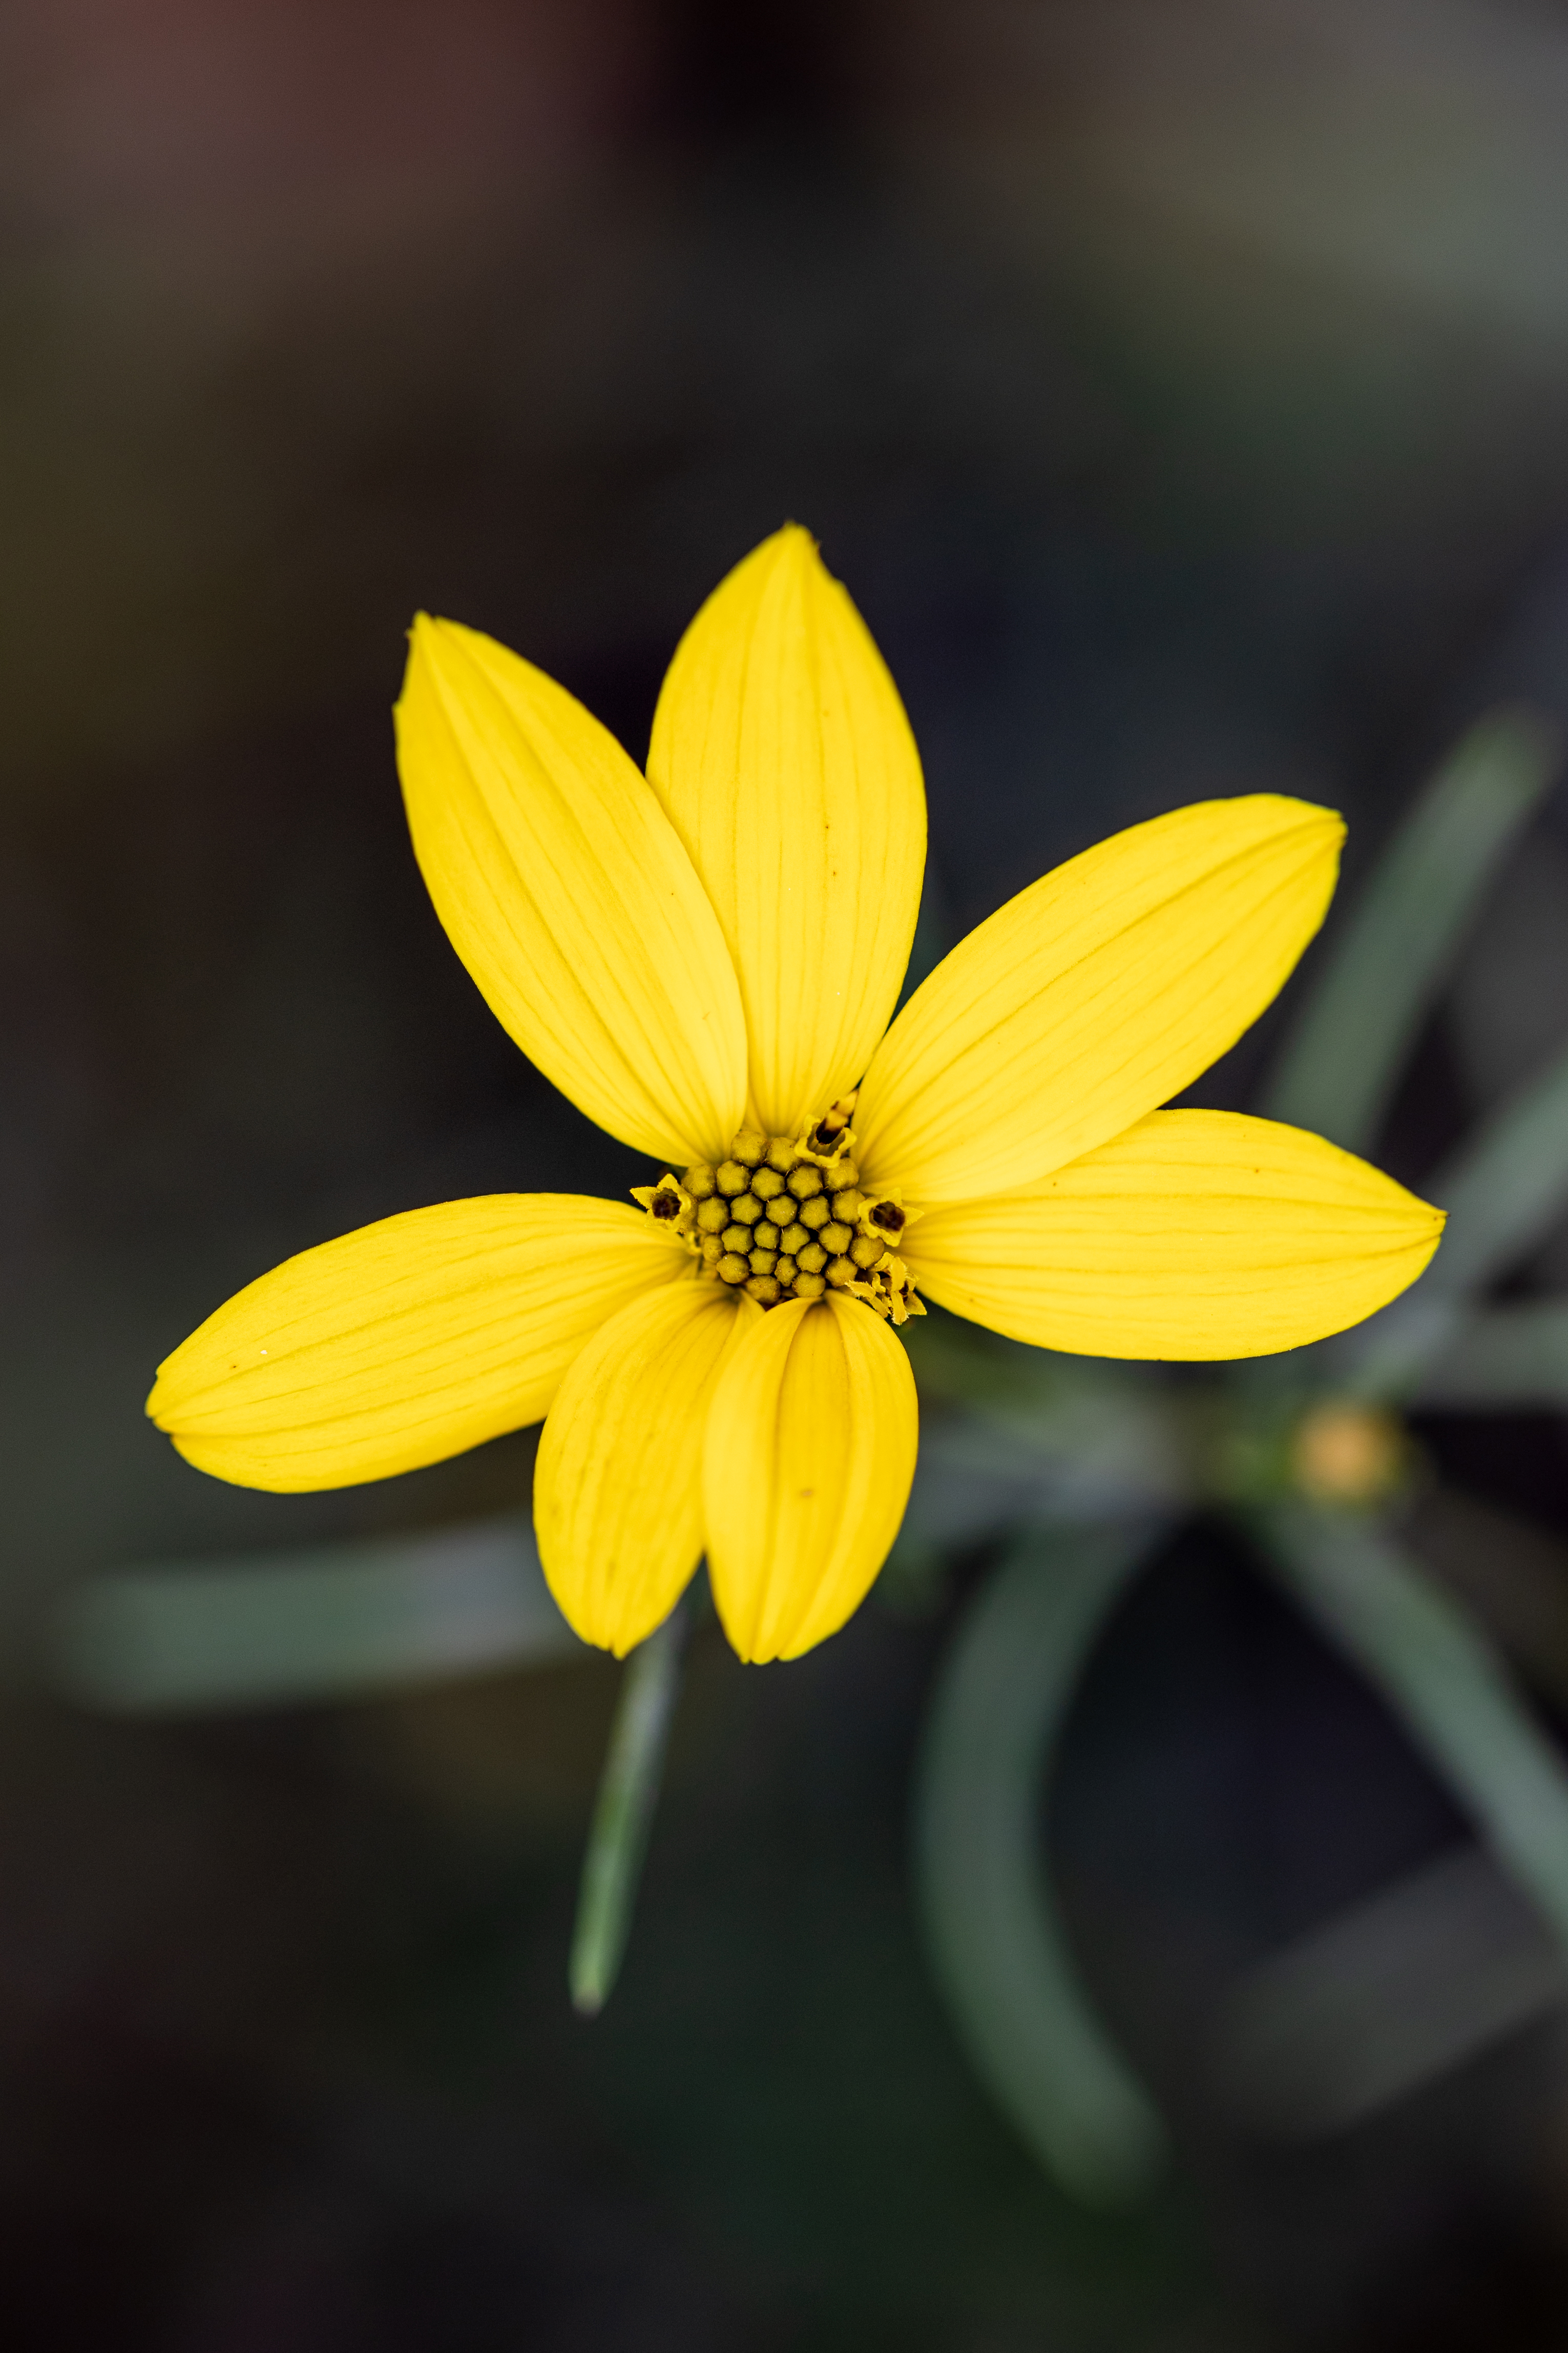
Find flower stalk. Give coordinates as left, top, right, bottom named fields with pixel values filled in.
left=570, top=1599, right=691, bottom=2016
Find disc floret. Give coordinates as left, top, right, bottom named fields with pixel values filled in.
left=633, top=1091, right=925, bottom=1324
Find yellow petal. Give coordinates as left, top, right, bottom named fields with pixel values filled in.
left=703, top=1293, right=918, bottom=1663
left=903, top=1111, right=1444, bottom=1359
left=147, top=1196, right=687, bottom=1492
left=534, top=1279, right=759, bottom=1656
left=646, top=527, right=926, bottom=1139
left=396, top=615, right=747, bottom=1165
left=856, top=796, right=1344, bottom=1204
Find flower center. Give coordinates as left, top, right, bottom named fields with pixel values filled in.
left=633, top=1093, right=924, bottom=1326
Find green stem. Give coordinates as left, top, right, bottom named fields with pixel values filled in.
left=570, top=1600, right=689, bottom=2015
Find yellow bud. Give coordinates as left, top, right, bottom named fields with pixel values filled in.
left=696, top=1197, right=729, bottom=1233
left=793, top=1271, right=827, bottom=1299
left=716, top=1161, right=749, bottom=1196
left=744, top=1272, right=782, bottom=1305
left=799, top=1195, right=830, bottom=1230
left=683, top=1162, right=717, bottom=1200
left=1292, top=1403, right=1408, bottom=1505
left=766, top=1136, right=799, bottom=1172
left=755, top=1221, right=780, bottom=1250
left=826, top=1256, right=856, bottom=1287
left=717, top=1253, right=750, bottom=1285
left=848, top=1233, right=883, bottom=1269
left=787, top=1164, right=824, bottom=1200
left=731, top=1130, right=767, bottom=1166
left=796, top=1240, right=828, bottom=1274
left=732, top=1193, right=764, bottom=1227
left=820, top=1221, right=852, bottom=1254
left=752, top=1166, right=786, bottom=1201
left=779, top=1222, right=809, bottom=1255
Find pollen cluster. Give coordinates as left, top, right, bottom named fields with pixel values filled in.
left=634, top=1095, right=924, bottom=1325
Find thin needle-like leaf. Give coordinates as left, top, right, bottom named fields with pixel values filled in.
left=1212, top=1847, right=1567, bottom=2139
left=1414, top=1301, right=1568, bottom=1410
left=570, top=1599, right=689, bottom=2016
left=1419, top=1040, right=1568, bottom=1297
left=55, top=1517, right=579, bottom=1713
left=1342, top=1036, right=1568, bottom=1395
left=914, top=1525, right=1168, bottom=2206
left=1263, top=709, right=1561, bottom=1155
left=1258, top=1505, right=1568, bottom=1951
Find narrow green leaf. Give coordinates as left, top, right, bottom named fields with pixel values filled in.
left=1214, top=1846, right=1566, bottom=2138
left=1263, top=708, right=1561, bottom=1154
left=1343, top=1036, right=1568, bottom=1395
left=904, top=1395, right=1186, bottom=1553
left=914, top=1525, right=1168, bottom=2205
left=1414, top=1301, right=1568, bottom=1410
left=570, top=1601, right=688, bottom=2016
left=1258, top=1504, right=1568, bottom=1951
left=1419, top=1039, right=1568, bottom=1296
left=56, top=1516, right=579, bottom=1713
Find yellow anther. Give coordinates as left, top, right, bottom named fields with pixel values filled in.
left=733, top=1193, right=764, bottom=1227
left=716, top=1161, right=749, bottom=1196
left=820, top=1220, right=852, bottom=1254
left=696, top=1197, right=729, bottom=1234
left=717, top=1253, right=750, bottom=1285
left=848, top=1233, right=883, bottom=1269
left=799, top=1195, right=830, bottom=1231
left=796, top=1241, right=827, bottom=1274
left=744, top=1273, right=781, bottom=1304
left=865, top=1196, right=908, bottom=1240
left=779, top=1221, right=808, bottom=1255
left=804, top=1092, right=859, bottom=1158
left=631, top=1177, right=696, bottom=1237
left=731, top=1130, right=767, bottom=1167
left=793, top=1271, right=826, bottom=1298
left=751, top=1166, right=786, bottom=1201
left=683, top=1162, right=717, bottom=1200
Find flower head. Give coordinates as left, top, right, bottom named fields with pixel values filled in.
left=147, top=528, right=1443, bottom=1661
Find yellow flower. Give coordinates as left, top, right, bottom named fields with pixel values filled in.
left=147, top=527, right=1443, bottom=1662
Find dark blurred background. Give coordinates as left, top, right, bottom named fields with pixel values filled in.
left=9, top=2, right=1568, bottom=2345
